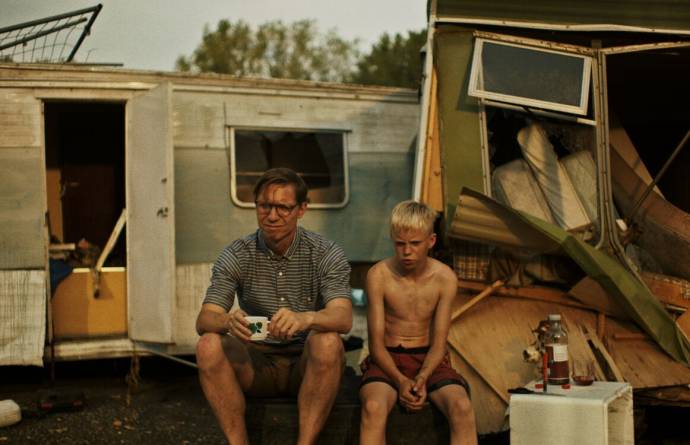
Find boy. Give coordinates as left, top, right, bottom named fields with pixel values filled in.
left=360, top=200, right=477, bottom=445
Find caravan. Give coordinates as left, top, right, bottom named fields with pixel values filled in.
left=0, top=64, right=419, bottom=365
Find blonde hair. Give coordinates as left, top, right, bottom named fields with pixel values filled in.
left=390, top=200, right=437, bottom=236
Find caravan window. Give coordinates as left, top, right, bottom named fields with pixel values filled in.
left=469, top=38, right=591, bottom=116
left=230, top=128, right=348, bottom=208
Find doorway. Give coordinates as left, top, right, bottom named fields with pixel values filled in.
left=44, top=101, right=127, bottom=339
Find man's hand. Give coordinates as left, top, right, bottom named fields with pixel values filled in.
left=398, top=378, right=426, bottom=412
left=269, top=308, right=314, bottom=340
left=225, top=308, right=251, bottom=341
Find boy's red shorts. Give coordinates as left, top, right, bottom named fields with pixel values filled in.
left=360, top=345, right=470, bottom=396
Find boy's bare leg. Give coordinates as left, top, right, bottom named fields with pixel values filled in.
left=429, top=385, right=477, bottom=445
left=297, top=331, right=345, bottom=445
left=359, top=382, right=397, bottom=445
left=196, top=333, right=255, bottom=445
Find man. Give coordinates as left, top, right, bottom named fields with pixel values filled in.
left=195, top=168, right=352, bottom=445
left=359, top=200, right=477, bottom=445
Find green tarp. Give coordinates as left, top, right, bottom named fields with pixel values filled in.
left=451, top=187, right=690, bottom=366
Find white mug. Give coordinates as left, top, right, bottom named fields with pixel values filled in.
left=245, top=316, right=270, bottom=341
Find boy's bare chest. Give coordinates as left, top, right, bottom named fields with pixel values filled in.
left=384, top=279, right=439, bottom=318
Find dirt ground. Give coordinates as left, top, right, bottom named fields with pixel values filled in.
left=0, top=357, right=225, bottom=444
left=0, top=356, right=689, bottom=444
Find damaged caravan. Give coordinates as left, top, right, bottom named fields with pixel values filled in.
left=416, top=0, right=690, bottom=434
left=0, top=65, right=419, bottom=365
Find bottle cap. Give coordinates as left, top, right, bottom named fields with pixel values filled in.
left=548, top=314, right=561, bottom=321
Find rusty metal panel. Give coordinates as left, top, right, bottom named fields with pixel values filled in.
left=436, top=0, right=690, bottom=33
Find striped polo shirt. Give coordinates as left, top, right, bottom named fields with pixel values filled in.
left=203, top=226, right=351, bottom=342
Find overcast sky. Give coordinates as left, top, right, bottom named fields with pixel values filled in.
left=1, top=0, right=428, bottom=71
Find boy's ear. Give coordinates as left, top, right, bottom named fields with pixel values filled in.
left=428, top=233, right=437, bottom=248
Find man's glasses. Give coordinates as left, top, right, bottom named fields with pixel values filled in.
left=255, top=201, right=299, bottom=217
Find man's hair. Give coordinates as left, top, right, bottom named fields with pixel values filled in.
left=253, top=167, right=309, bottom=204
left=390, top=200, right=437, bottom=236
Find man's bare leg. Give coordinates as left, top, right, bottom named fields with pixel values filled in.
left=429, top=385, right=477, bottom=445
left=359, top=382, right=397, bottom=444
left=196, top=333, right=254, bottom=444
left=296, top=332, right=344, bottom=445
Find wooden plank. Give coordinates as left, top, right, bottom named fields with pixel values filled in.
left=597, top=312, right=606, bottom=341
left=451, top=280, right=503, bottom=321
left=447, top=295, right=607, bottom=434
left=420, top=68, right=444, bottom=212
left=446, top=339, right=508, bottom=404
left=605, top=318, right=690, bottom=388
left=459, top=279, right=593, bottom=311
left=581, top=325, right=625, bottom=382
left=568, top=276, right=629, bottom=318
left=49, top=243, right=76, bottom=252
left=95, top=209, right=127, bottom=272
left=641, top=271, right=690, bottom=310
left=46, top=168, right=64, bottom=241
left=611, top=333, right=646, bottom=341
left=447, top=346, right=508, bottom=434
left=560, top=314, right=607, bottom=381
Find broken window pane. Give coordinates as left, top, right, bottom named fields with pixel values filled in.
left=469, top=38, right=591, bottom=115
left=231, top=129, right=347, bottom=206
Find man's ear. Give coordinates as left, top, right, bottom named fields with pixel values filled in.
left=296, top=201, right=308, bottom=219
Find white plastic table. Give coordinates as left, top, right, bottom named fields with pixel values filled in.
left=510, top=380, right=633, bottom=445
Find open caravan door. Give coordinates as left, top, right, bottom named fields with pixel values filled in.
left=126, top=83, right=176, bottom=344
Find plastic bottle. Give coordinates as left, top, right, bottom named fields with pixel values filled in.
left=544, top=314, right=569, bottom=385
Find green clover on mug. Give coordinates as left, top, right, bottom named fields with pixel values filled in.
left=245, top=316, right=269, bottom=341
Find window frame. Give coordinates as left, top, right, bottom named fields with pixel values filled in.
left=468, top=37, right=593, bottom=116
left=228, top=126, right=351, bottom=209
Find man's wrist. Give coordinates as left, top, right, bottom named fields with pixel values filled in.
left=223, top=313, right=232, bottom=334
left=303, top=311, right=316, bottom=329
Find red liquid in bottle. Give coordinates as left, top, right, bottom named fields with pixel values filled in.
left=544, top=314, right=569, bottom=385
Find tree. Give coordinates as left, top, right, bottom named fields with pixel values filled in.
left=176, top=19, right=360, bottom=82
left=350, top=29, right=427, bottom=89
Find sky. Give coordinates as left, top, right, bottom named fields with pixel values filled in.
left=1, top=0, right=428, bottom=71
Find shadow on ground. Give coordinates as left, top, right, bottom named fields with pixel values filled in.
left=2, top=357, right=689, bottom=444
